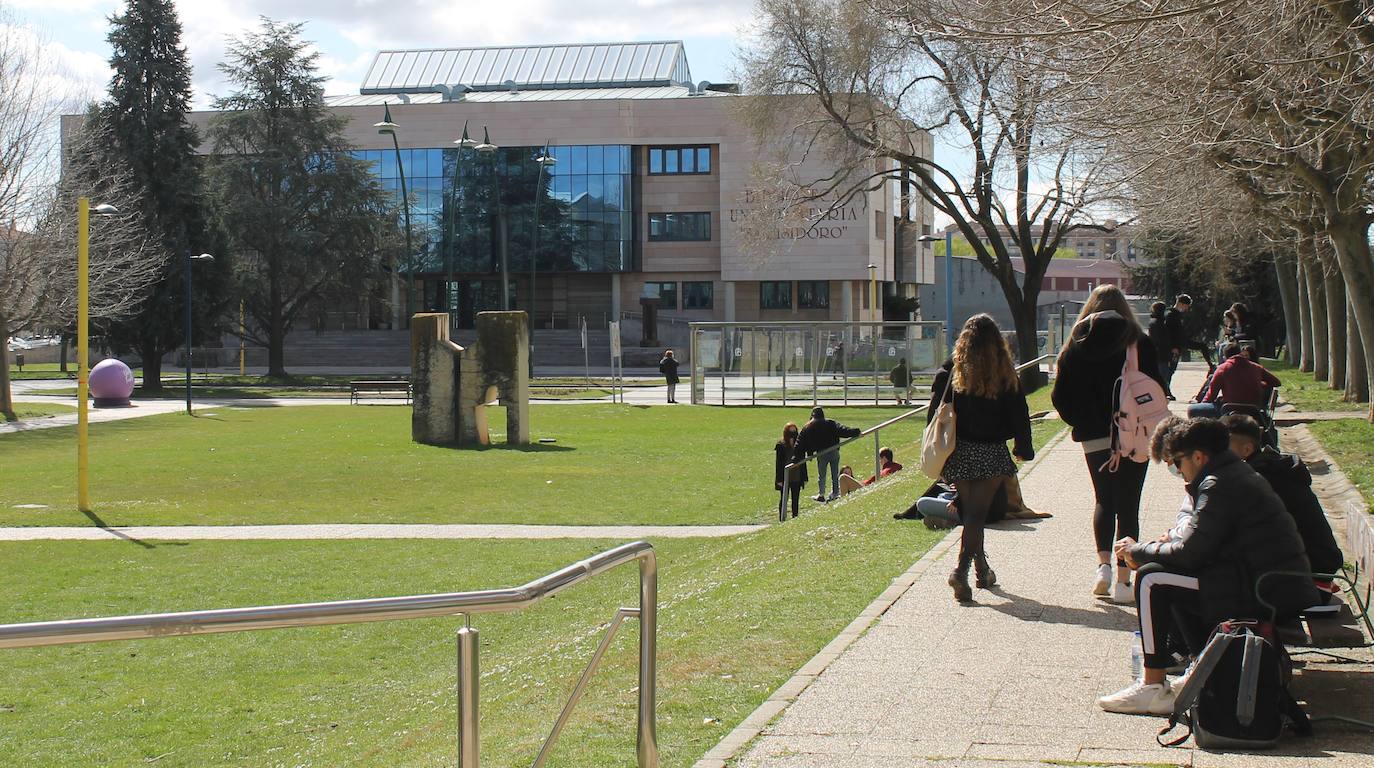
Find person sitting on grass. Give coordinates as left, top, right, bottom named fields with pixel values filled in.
left=864, top=447, right=904, bottom=485
left=839, top=465, right=863, bottom=496
left=1187, top=342, right=1280, bottom=418
left=1097, top=418, right=1317, bottom=716
left=1221, top=413, right=1344, bottom=590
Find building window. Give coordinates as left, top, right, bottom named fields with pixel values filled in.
left=682, top=281, right=713, bottom=309
left=875, top=210, right=886, bottom=240
left=645, top=281, right=678, bottom=309
left=647, top=146, right=712, bottom=175
left=760, top=281, right=791, bottom=310
left=798, top=281, right=830, bottom=309
left=648, top=212, right=711, bottom=241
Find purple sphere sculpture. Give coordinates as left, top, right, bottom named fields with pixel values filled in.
left=89, top=358, right=135, bottom=407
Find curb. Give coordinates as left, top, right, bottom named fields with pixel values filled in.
left=692, top=426, right=1070, bottom=768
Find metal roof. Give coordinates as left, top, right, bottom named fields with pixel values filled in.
left=361, top=42, right=693, bottom=94
left=326, top=85, right=728, bottom=107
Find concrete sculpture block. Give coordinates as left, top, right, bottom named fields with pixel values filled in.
left=411, top=311, right=530, bottom=446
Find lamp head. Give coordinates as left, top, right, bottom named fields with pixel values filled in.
left=91, top=203, right=119, bottom=216
left=475, top=126, right=497, bottom=154
left=535, top=143, right=556, bottom=166
left=374, top=103, right=398, bottom=135
left=190, top=253, right=215, bottom=262
left=455, top=120, right=477, bottom=149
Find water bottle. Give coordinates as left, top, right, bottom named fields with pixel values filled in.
left=1130, top=631, right=1143, bottom=680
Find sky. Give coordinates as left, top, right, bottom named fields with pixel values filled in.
left=4, top=0, right=753, bottom=109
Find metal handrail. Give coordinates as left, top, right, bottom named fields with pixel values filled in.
left=0, top=540, right=659, bottom=768
left=777, top=354, right=1054, bottom=521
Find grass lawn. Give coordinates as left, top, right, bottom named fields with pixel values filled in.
left=1267, top=359, right=1366, bottom=412
left=0, top=472, right=949, bottom=767
left=0, top=404, right=920, bottom=528
left=1309, top=419, right=1374, bottom=514
left=7, top=402, right=76, bottom=420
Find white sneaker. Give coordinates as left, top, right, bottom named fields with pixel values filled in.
left=813, top=494, right=826, bottom=502
left=1169, top=660, right=1197, bottom=692
left=827, top=492, right=840, bottom=502
left=1111, top=581, right=1135, bottom=604
left=1092, top=564, right=1112, bottom=596
left=1097, top=680, right=1175, bottom=716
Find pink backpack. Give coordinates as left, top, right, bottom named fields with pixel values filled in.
left=1102, top=343, right=1170, bottom=471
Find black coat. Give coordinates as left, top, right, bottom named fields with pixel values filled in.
left=929, top=361, right=1034, bottom=460
left=1248, top=447, right=1344, bottom=575
left=774, top=441, right=808, bottom=487
left=659, top=356, right=680, bottom=384
left=1130, top=451, right=1318, bottom=625
left=1051, top=310, right=1166, bottom=443
left=1147, top=314, right=1170, bottom=362
left=797, top=418, right=861, bottom=456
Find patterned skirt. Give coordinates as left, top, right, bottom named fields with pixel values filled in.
left=941, top=438, right=1015, bottom=481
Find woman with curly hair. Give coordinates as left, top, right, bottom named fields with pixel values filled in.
left=929, top=313, right=1034, bottom=602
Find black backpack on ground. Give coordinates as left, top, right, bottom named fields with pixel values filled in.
left=1158, top=620, right=1311, bottom=750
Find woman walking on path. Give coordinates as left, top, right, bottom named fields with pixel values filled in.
left=929, top=314, right=1034, bottom=602
left=659, top=349, right=680, bottom=403
left=1052, top=285, right=1168, bottom=604
left=774, top=422, right=807, bottom=519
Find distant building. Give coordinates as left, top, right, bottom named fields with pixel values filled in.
left=920, top=254, right=1134, bottom=335
left=941, top=220, right=1144, bottom=263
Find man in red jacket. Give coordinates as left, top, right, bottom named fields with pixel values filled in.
left=1187, top=343, right=1280, bottom=418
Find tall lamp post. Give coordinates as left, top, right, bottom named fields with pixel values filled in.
left=866, top=263, right=878, bottom=322
left=184, top=252, right=215, bottom=415
left=919, top=228, right=955, bottom=353
left=450, top=122, right=479, bottom=328
left=473, top=127, right=510, bottom=311
left=374, top=104, right=412, bottom=330
left=76, top=198, right=118, bottom=513
left=531, top=144, right=556, bottom=374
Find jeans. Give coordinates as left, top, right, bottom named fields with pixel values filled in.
left=1187, top=402, right=1220, bottom=419
left=666, top=382, right=677, bottom=402
left=817, top=450, right=840, bottom=497
left=1085, top=450, right=1148, bottom=563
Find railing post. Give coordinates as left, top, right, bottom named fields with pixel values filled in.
left=457, top=624, right=480, bottom=768
left=637, top=551, right=659, bottom=767
left=874, top=430, right=882, bottom=484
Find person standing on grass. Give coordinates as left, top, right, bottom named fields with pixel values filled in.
left=774, top=422, right=808, bottom=519
left=1052, top=284, right=1167, bottom=605
left=658, top=349, right=680, bottom=403
left=889, top=357, right=912, bottom=405
left=798, top=406, right=861, bottom=502
left=929, top=313, right=1034, bottom=603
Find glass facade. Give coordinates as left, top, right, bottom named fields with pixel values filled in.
left=357, top=144, right=637, bottom=279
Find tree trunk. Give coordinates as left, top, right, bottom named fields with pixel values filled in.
left=1297, top=259, right=1314, bottom=372
left=59, top=335, right=69, bottom=374
left=1273, top=251, right=1301, bottom=365
left=141, top=342, right=164, bottom=393
left=1010, top=297, right=1046, bottom=390
left=1302, top=247, right=1329, bottom=381
left=1325, top=221, right=1374, bottom=422
left=0, top=314, right=14, bottom=422
left=1322, top=266, right=1346, bottom=391
left=1347, top=301, right=1369, bottom=403
left=268, top=313, right=288, bottom=379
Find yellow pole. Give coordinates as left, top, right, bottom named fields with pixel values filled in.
left=239, top=300, right=245, bottom=375
left=77, top=197, right=91, bottom=512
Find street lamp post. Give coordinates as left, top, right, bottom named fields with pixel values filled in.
left=184, top=252, right=215, bottom=415
left=531, top=144, right=557, bottom=374
left=473, top=127, right=510, bottom=311
left=76, top=198, right=118, bottom=513
left=450, top=122, right=479, bottom=329
left=375, top=104, right=412, bottom=330
left=919, top=229, right=956, bottom=353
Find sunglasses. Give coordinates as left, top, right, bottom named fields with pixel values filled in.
left=1168, top=453, right=1187, bottom=469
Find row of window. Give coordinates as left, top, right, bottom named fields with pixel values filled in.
left=761, top=281, right=830, bottom=310
left=648, top=146, right=711, bottom=175
left=648, top=212, right=711, bottom=241
left=644, top=280, right=714, bottom=310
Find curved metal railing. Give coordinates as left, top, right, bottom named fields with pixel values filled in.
left=0, top=539, right=659, bottom=768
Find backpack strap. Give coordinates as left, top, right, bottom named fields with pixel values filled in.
left=1236, top=631, right=1264, bottom=727
left=1158, top=629, right=1237, bottom=747
left=1282, top=687, right=1313, bottom=737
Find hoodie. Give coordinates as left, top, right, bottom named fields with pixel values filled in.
left=1051, top=310, right=1166, bottom=444
left=1247, top=447, right=1344, bottom=574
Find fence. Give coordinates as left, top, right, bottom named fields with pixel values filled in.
left=0, top=540, right=660, bottom=768
left=778, top=354, right=1054, bottom=521
left=690, top=321, right=947, bottom=406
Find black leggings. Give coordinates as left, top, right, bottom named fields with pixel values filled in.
left=955, top=475, right=1006, bottom=558
left=1085, top=450, right=1148, bottom=562
left=784, top=483, right=801, bottom=518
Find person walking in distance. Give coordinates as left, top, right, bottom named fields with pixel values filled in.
left=1147, top=302, right=1174, bottom=399
left=929, top=314, right=1034, bottom=602
left=890, top=357, right=912, bottom=405
left=774, top=422, right=808, bottom=519
left=798, top=406, right=861, bottom=502
left=1053, top=284, right=1168, bottom=604
left=1162, top=294, right=1213, bottom=394
left=658, top=349, right=680, bottom=403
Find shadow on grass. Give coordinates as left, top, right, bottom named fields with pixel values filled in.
left=80, top=509, right=155, bottom=549
left=424, top=441, right=576, bottom=453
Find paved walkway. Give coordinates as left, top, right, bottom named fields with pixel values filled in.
left=0, top=523, right=765, bottom=541
left=719, top=363, right=1374, bottom=768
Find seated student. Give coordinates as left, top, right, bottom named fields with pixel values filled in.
left=838, top=465, right=864, bottom=496
left=1097, top=418, right=1317, bottom=716
left=1221, top=414, right=1344, bottom=586
left=1187, top=342, right=1280, bottom=418
left=864, top=447, right=904, bottom=485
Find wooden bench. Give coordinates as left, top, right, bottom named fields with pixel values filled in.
left=349, top=380, right=411, bottom=405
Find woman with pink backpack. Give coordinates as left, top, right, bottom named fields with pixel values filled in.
left=1052, top=285, right=1170, bottom=604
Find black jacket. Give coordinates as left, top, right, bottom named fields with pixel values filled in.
left=1247, top=447, right=1344, bottom=575
left=929, top=361, right=1034, bottom=461
left=1129, top=451, right=1318, bottom=625
left=1051, top=310, right=1166, bottom=443
left=774, top=441, right=808, bottom=487
left=1164, top=307, right=1187, bottom=354
left=659, top=356, right=680, bottom=384
left=797, top=418, right=861, bottom=456
left=1147, top=314, right=1170, bottom=362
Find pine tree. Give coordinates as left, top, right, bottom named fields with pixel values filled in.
left=98, top=0, right=224, bottom=392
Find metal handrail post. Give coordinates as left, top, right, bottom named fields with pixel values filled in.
left=637, top=550, right=659, bottom=767
left=873, top=430, right=881, bottom=486
left=457, top=624, right=480, bottom=767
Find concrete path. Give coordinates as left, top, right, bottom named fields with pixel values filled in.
left=0, top=523, right=766, bottom=542
left=719, top=363, right=1374, bottom=768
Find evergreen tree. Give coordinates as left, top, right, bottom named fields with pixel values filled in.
left=205, top=18, right=396, bottom=377
left=98, top=0, right=225, bottom=391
